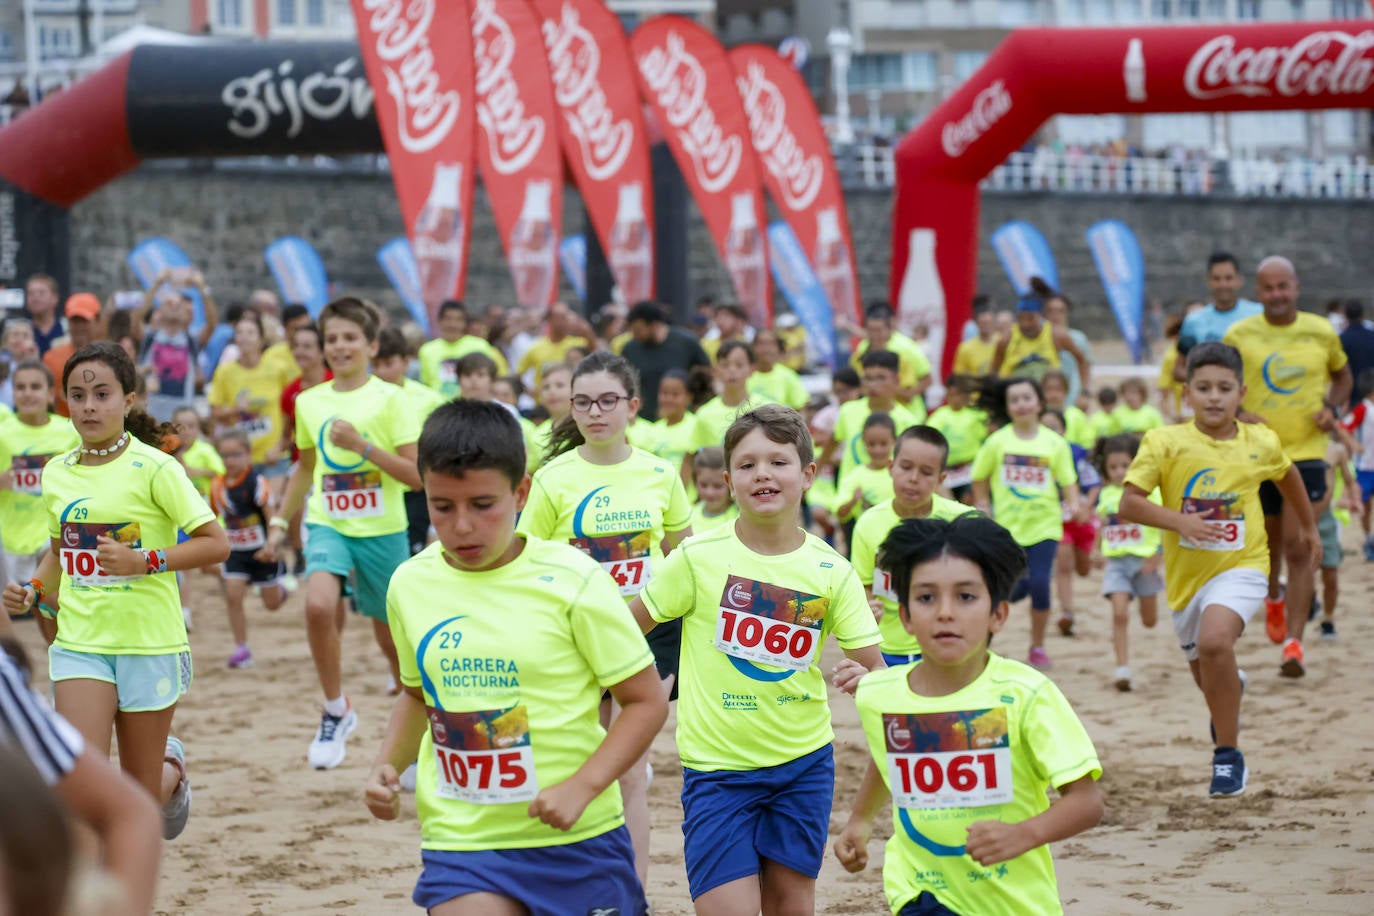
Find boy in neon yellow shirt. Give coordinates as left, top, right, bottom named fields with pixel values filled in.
left=822, top=350, right=924, bottom=497
left=748, top=329, right=808, bottom=409
left=375, top=327, right=447, bottom=557
left=833, top=412, right=897, bottom=528
left=1111, top=378, right=1165, bottom=434
left=926, top=375, right=987, bottom=502
left=693, top=340, right=772, bottom=449
left=417, top=300, right=509, bottom=397
left=835, top=515, right=1103, bottom=915
left=269, top=298, right=423, bottom=771
left=630, top=404, right=883, bottom=912
left=365, top=399, right=665, bottom=914
left=172, top=406, right=225, bottom=502
left=1120, top=341, right=1316, bottom=797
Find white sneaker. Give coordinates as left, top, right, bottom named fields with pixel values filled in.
left=399, top=762, right=418, bottom=793
left=162, top=737, right=192, bottom=840
left=182, top=606, right=194, bottom=632
left=1114, top=666, right=1133, bottom=692
left=308, top=705, right=358, bottom=770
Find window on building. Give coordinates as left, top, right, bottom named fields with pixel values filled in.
left=1062, top=0, right=1086, bottom=22
left=1230, top=110, right=1308, bottom=151
left=1088, top=0, right=1113, bottom=21
left=1177, top=0, right=1201, bottom=17
left=1323, top=110, right=1357, bottom=147
left=1142, top=113, right=1212, bottom=151
left=305, top=0, right=325, bottom=25
left=0, top=32, right=13, bottom=62
left=1119, top=0, right=1145, bottom=19
left=278, top=0, right=298, bottom=26
left=1288, top=0, right=1304, bottom=17
left=953, top=51, right=990, bottom=83
left=37, top=23, right=77, bottom=60
left=851, top=53, right=904, bottom=91
left=999, top=0, right=1042, bottom=26
left=1151, top=0, right=1170, bottom=18
left=1205, top=0, right=1227, bottom=17
left=903, top=52, right=938, bottom=92
left=1331, top=0, right=1365, bottom=16
left=1236, top=0, right=1260, bottom=17
left=216, top=0, right=244, bottom=28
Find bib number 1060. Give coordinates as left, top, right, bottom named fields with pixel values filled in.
left=715, top=609, right=816, bottom=670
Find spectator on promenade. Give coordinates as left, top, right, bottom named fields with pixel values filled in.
left=621, top=301, right=711, bottom=422
left=1340, top=299, right=1374, bottom=410
left=23, top=274, right=64, bottom=355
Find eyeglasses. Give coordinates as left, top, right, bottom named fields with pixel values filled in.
left=570, top=393, right=629, bottom=413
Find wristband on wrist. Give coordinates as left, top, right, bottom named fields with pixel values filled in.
left=26, top=577, right=45, bottom=603
left=362, top=443, right=374, bottom=462
left=268, top=517, right=290, bottom=531
left=143, top=548, right=168, bottom=576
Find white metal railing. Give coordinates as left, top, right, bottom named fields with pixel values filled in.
left=850, top=144, right=1374, bottom=199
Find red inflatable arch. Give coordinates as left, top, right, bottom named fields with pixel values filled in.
left=889, top=21, right=1374, bottom=373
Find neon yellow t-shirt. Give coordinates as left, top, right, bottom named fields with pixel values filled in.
left=629, top=413, right=700, bottom=498
left=971, top=425, right=1076, bottom=547
left=748, top=364, right=808, bottom=410
left=640, top=525, right=880, bottom=771
left=263, top=340, right=298, bottom=379
left=1224, top=312, right=1347, bottom=462
left=1089, top=410, right=1119, bottom=441
left=399, top=378, right=447, bottom=424
left=693, top=393, right=773, bottom=451
left=833, top=464, right=895, bottom=523
left=1111, top=403, right=1164, bottom=434
left=0, top=415, right=80, bottom=554
left=926, top=406, right=988, bottom=467
left=1125, top=421, right=1289, bottom=610
left=180, top=438, right=226, bottom=503
left=833, top=399, right=923, bottom=491
left=1095, top=484, right=1161, bottom=558
left=517, top=336, right=590, bottom=386
left=1062, top=406, right=1094, bottom=450
left=209, top=357, right=292, bottom=465
left=517, top=447, right=692, bottom=601
left=856, top=657, right=1101, bottom=915
left=952, top=336, right=996, bottom=377
left=43, top=438, right=216, bottom=655
left=1157, top=348, right=1183, bottom=415
left=850, top=496, right=975, bottom=655
left=518, top=416, right=541, bottom=473
left=690, top=502, right=738, bottom=533
left=850, top=332, right=933, bottom=396
left=388, top=536, right=654, bottom=851
left=295, top=376, right=422, bottom=538
left=418, top=336, right=510, bottom=398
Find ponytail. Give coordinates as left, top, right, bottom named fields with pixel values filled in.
left=125, top=408, right=176, bottom=449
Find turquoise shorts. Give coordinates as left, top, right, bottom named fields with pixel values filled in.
left=303, top=523, right=408, bottom=621
left=49, top=646, right=193, bottom=713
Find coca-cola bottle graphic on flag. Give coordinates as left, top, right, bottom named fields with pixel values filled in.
left=814, top=207, right=856, bottom=319
left=898, top=227, right=948, bottom=383
left=414, top=163, right=466, bottom=327
left=509, top=179, right=557, bottom=307
left=607, top=182, right=653, bottom=304
left=725, top=192, right=768, bottom=328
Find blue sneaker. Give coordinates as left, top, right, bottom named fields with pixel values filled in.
left=1209, top=746, right=1248, bottom=797
left=1364, top=534, right=1374, bottom=561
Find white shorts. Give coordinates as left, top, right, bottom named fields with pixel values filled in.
left=0, top=545, right=48, bottom=591
left=1172, top=568, right=1268, bottom=661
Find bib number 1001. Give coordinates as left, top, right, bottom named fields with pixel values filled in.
left=715, top=609, right=816, bottom=671
left=323, top=489, right=382, bottom=518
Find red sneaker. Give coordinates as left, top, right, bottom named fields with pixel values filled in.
left=1280, top=638, right=1305, bottom=678
left=1264, top=596, right=1287, bottom=645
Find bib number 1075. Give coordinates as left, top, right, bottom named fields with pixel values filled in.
left=887, top=748, right=1013, bottom=809
left=434, top=747, right=536, bottom=804
left=715, top=609, right=817, bottom=671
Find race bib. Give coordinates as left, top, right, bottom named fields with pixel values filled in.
left=1102, top=523, right=1145, bottom=548
left=439, top=359, right=459, bottom=385
left=884, top=708, right=1013, bottom=809
left=235, top=413, right=272, bottom=440
left=1000, top=456, right=1049, bottom=490
left=225, top=515, right=266, bottom=551
left=944, top=463, right=973, bottom=489
left=1180, top=498, right=1244, bottom=552
left=714, top=574, right=828, bottom=671
left=10, top=454, right=52, bottom=497
left=60, top=521, right=142, bottom=588
left=322, top=470, right=385, bottom=519
left=873, top=567, right=897, bottom=603
left=428, top=705, right=537, bottom=804
left=571, top=531, right=653, bottom=597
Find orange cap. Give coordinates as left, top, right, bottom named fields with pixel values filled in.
left=64, top=292, right=101, bottom=321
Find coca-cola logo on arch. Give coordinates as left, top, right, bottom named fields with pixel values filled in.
left=1184, top=30, right=1374, bottom=100
left=359, top=0, right=462, bottom=154
left=941, top=79, right=1012, bottom=158
left=473, top=0, right=546, bottom=175
left=542, top=4, right=635, bottom=182
left=737, top=61, right=823, bottom=211
left=638, top=31, right=742, bottom=193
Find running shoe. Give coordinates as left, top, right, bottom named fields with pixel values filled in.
left=1320, top=620, right=1337, bottom=641
left=308, top=704, right=358, bottom=770
left=1114, top=666, right=1132, bottom=692
left=1264, top=595, right=1287, bottom=644
left=1279, top=638, right=1305, bottom=678
left=1209, top=746, right=1247, bottom=797
left=162, top=737, right=192, bottom=840
left=226, top=645, right=253, bottom=669
left=1027, top=646, right=1052, bottom=671
left=1308, top=596, right=1321, bottom=623
left=1057, top=611, right=1075, bottom=637
left=1209, top=668, right=1247, bottom=745
left=1365, top=534, right=1374, bottom=562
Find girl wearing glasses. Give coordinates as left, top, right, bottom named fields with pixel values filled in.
left=518, top=350, right=693, bottom=888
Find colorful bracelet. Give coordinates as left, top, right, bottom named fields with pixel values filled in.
left=143, top=548, right=168, bottom=576
left=26, top=577, right=46, bottom=603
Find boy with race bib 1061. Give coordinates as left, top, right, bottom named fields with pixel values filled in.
left=364, top=399, right=665, bottom=915
left=630, top=404, right=884, bottom=914
left=1119, top=342, right=1318, bottom=797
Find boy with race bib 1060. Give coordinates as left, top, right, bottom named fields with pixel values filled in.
left=365, top=399, right=665, bottom=915
left=834, top=515, right=1103, bottom=915
left=630, top=404, right=884, bottom=914
left=1119, top=342, right=1318, bottom=797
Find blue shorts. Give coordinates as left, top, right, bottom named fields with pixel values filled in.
left=49, top=646, right=193, bottom=712
left=882, top=652, right=922, bottom=667
left=899, top=891, right=961, bottom=914
left=303, top=523, right=408, bottom=621
left=1360, top=470, right=1374, bottom=505
left=681, top=743, right=834, bottom=900
left=412, top=825, right=645, bottom=915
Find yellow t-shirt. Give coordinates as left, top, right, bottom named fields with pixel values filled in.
left=1089, top=410, right=1120, bottom=441
left=1096, top=484, right=1161, bottom=559
left=1062, top=405, right=1094, bottom=450
left=850, top=495, right=974, bottom=655
left=209, top=357, right=293, bottom=465
left=43, top=438, right=216, bottom=655
left=517, top=447, right=692, bottom=601
left=399, top=378, right=448, bottom=425
left=693, top=393, right=773, bottom=451
left=609, top=331, right=632, bottom=355
left=952, top=336, right=996, bottom=377
left=517, top=336, right=590, bottom=385
left=926, top=406, right=989, bottom=468
left=690, top=502, right=738, bottom=533
left=1157, top=348, right=1183, bottom=415
left=856, top=657, right=1101, bottom=915
left=999, top=323, right=1060, bottom=380
left=849, top=332, right=933, bottom=396
left=418, top=336, right=510, bottom=398
left=1111, top=403, right=1164, bottom=434
left=833, top=463, right=895, bottom=523
left=640, top=525, right=880, bottom=771
left=748, top=364, right=808, bottom=410
left=1125, top=421, right=1290, bottom=610
left=263, top=340, right=298, bottom=379
left=1224, top=312, right=1347, bottom=461
left=971, top=425, right=1076, bottom=546
left=833, top=399, right=924, bottom=490
left=295, top=376, right=422, bottom=538
left=0, top=415, right=80, bottom=554
left=629, top=413, right=700, bottom=471
left=180, top=438, right=226, bottom=503
left=388, top=536, right=654, bottom=851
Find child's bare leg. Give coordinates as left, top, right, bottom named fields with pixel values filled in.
left=760, top=859, right=816, bottom=916
left=1139, top=594, right=1159, bottom=628
left=1109, top=593, right=1131, bottom=668
left=224, top=578, right=249, bottom=647
left=1196, top=605, right=1245, bottom=748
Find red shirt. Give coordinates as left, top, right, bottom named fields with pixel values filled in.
left=280, top=369, right=333, bottom=461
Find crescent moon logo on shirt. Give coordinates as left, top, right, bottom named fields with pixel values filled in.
left=572, top=486, right=610, bottom=539
left=1260, top=353, right=1302, bottom=396
left=316, top=415, right=369, bottom=472
left=886, top=716, right=912, bottom=751
left=724, top=581, right=752, bottom=610
left=415, top=615, right=466, bottom=709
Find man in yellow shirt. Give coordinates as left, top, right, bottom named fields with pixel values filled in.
left=1223, top=256, right=1351, bottom=677
left=517, top=301, right=590, bottom=387
left=848, top=303, right=931, bottom=405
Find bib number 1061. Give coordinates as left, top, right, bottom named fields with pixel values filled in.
left=887, top=749, right=1013, bottom=809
